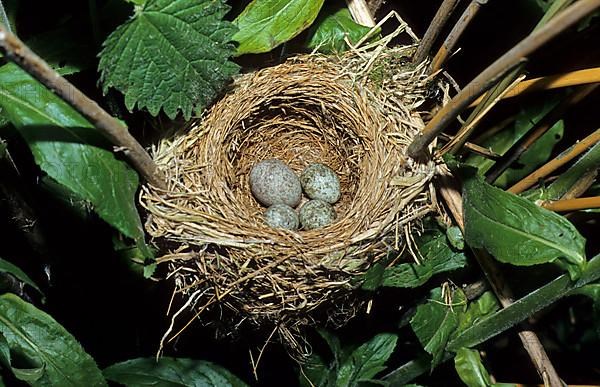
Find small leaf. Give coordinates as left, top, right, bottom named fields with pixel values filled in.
left=337, top=333, right=398, bottom=386
left=0, top=294, right=106, bottom=386
left=99, top=0, right=239, bottom=119
left=0, top=63, right=150, bottom=258
left=306, top=7, right=372, bottom=53
left=446, top=226, right=464, bottom=250
left=454, top=348, right=492, bottom=387
left=463, top=175, right=586, bottom=279
left=0, top=257, right=43, bottom=296
left=103, top=357, right=248, bottom=387
left=456, top=292, right=500, bottom=334
left=233, top=0, right=325, bottom=55
left=410, top=288, right=466, bottom=367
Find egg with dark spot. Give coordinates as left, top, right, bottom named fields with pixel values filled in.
left=299, top=199, right=336, bottom=230
left=300, top=163, right=341, bottom=204
left=264, top=204, right=299, bottom=230
left=250, top=159, right=302, bottom=207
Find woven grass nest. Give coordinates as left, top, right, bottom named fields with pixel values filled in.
left=141, top=40, right=443, bottom=351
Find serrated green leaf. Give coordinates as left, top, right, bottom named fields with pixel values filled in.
left=337, top=333, right=397, bottom=386
left=103, top=357, right=247, bottom=387
left=463, top=175, right=586, bottom=279
left=454, top=348, right=492, bottom=387
left=306, top=7, right=372, bottom=53
left=0, top=257, right=43, bottom=296
left=0, top=294, right=106, bottom=386
left=0, top=63, right=150, bottom=258
left=99, top=0, right=239, bottom=119
left=411, top=288, right=466, bottom=367
left=233, top=0, right=325, bottom=55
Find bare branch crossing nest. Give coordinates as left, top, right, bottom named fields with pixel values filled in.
left=141, top=42, right=442, bottom=352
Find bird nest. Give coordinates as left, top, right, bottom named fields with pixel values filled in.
left=141, top=42, right=441, bottom=352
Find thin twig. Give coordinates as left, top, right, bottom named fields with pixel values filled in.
left=430, top=0, right=489, bottom=72
left=346, top=0, right=376, bottom=27
left=469, top=66, right=600, bottom=107
left=509, top=128, right=600, bottom=194
left=438, top=133, right=501, bottom=159
left=407, top=0, right=600, bottom=158
left=0, top=24, right=167, bottom=189
left=413, top=0, right=462, bottom=64
left=486, top=84, right=598, bottom=183
left=542, top=196, right=600, bottom=212
left=436, top=166, right=563, bottom=386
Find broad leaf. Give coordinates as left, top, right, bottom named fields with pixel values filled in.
left=463, top=175, right=586, bottom=279
left=337, top=333, right=397, bottom=386
left=99, top=0, right=239, bottom=119
left=0, top=257, right=43, bottom=296
left=0, top=64, right=149, bottom=257
left=233, top=0, right=325, bottom=55
left=410, top=288, right=466, bottom=367
left=456, top=292, right=500, bottom=334
left=306, top=7, right=372, bottom=53
left=454, top=348, right=492, bottom=387
left=0, top=294, right=106, bottom=386
left=103, top=357, right=247, bottom=387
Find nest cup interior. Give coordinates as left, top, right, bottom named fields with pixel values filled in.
left=142, top=53, right=436, bottom=341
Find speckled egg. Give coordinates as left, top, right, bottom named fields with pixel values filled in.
left=250, top=159, right=302, bottom=207
left=264, top=204, right=299, bottom=230
left=299, top=199, right=336, bottom=230
left=300, top=163, right=341, bottom=204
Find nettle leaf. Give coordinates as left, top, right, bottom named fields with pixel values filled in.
left=103, top=357, right=247, bottom=387
left=233, top=0, right=325, bottom=55
left=99, top=0, right=239, bottom=119
left=337, top=333, right=398, bottom=386
left=463, top=175, right=586, bottom=279
left=411, top=288, right=466, bottom=367
left=0, top=294, right=106, bottom=386
left=306, top=7, right=372, bottom=53
left=0, top=257, right=43, bottom=296
left=0, top=64, right=149, bottom=257
left=363, top=225, right=467, bottom=290
left=454, top=348, right=492, bottom=387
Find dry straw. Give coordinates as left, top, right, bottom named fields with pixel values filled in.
left=141, top=31, right=443, bottom=353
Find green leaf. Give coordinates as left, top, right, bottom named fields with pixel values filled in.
left=0, top=63, right=149, bottom=257
left=456, top=292, right=500, bottom=334
left=317, top=329, right=343, bottom=366
left=454, top=348, right=492, bottom=387
left=233, top=0, right=325, bottom=55
left=463, top=175, right=586, bottom=279
left=99, top=0, right=239, bottom=119
left=0, top=257, right=43, bottom=296
left=103, top=357, right=247, bottom=387
left=446, top=226, right=464, bottom=250
left=0, top=293, right=106, bottom=386
left=306, top=7, right=372, bottom=54
left=411, top=288, right=466, bottom=367
left=337, top=333, right=397, bottom=386
left=298, top=353, right=331, bottom=387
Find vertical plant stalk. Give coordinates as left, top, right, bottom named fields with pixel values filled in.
left=509, top=128, right=600, bottom=194
left=0, top=0, right=11, bottom=33
left=468, top=66, right=600, bottom=106
left=0, top=24, right=167, bottom=189
left=346, top=0, right=376, bottom=27
left=430, top=0, right=488, bottom=73
left=413, top=0, right=462, bottom=64
left=436, top=167, right=563, bottom=385
left=542, top=196, right=600, bottom=212
left=407, top=0, right=600, bottom=158
left=486, top=84, right=598, bottom=183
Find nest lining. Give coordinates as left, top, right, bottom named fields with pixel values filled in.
left=141, top=46, right=440, bottom=347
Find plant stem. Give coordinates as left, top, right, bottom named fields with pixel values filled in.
left=436, top=166, right=563, bottom=385
left=542, top=196, right=600, bottom=212
left=0, top=0, right=10, bottom=33
left=345, top=0, right=376, bottom=27
left=486, top=84, right=598, bottom=183
left=0, top=24, right=167, bottom=189
left=407, top=0, right=600, bottom=158
left=413, top=0, right=461, bottom=64
left=468, top=66, right=600, bottom=107
left=509, top=128, right=600, bottom=194
left=438, top=133, right=501, bottom=159
left=430, top=0, right=488, bottom=73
